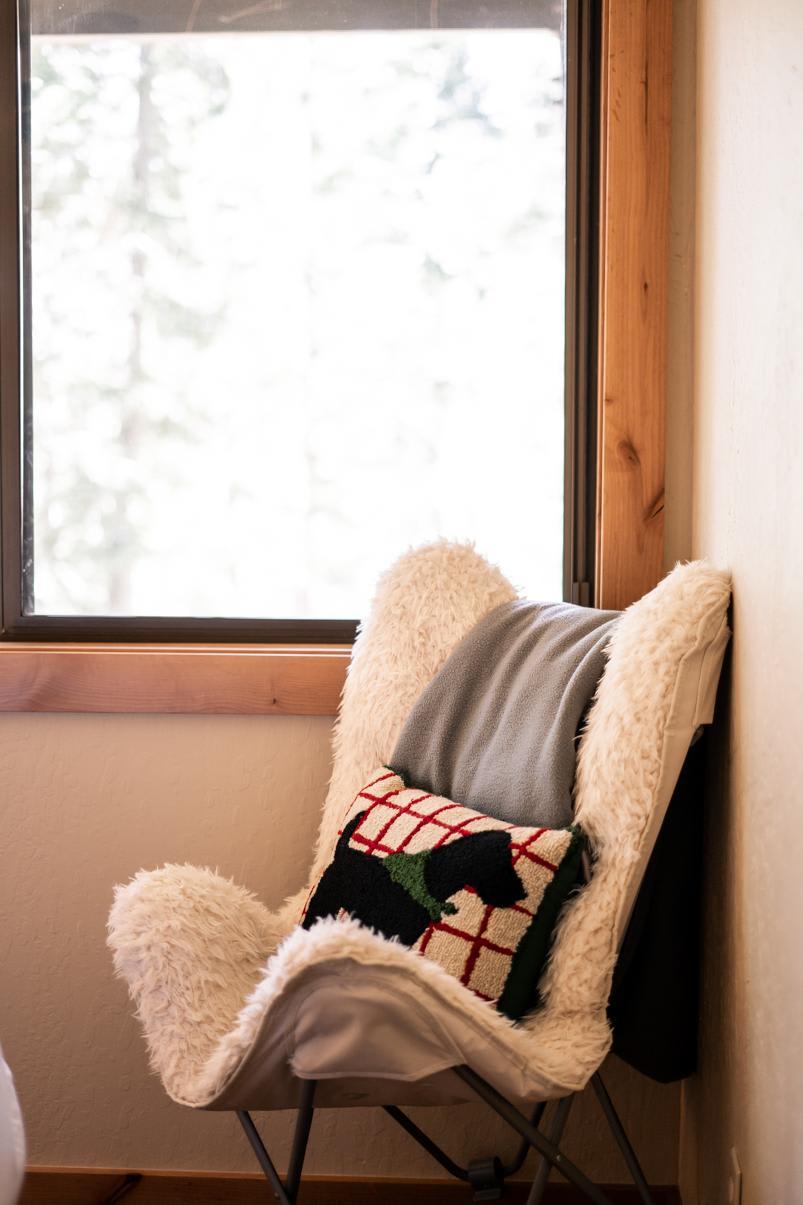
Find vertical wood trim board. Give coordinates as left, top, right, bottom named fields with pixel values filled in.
left=596, top=0, right=673, bottom=610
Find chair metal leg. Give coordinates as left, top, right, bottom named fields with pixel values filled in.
left=527, top=1094, right=574, bottom=1205
left=453, top=1065, right=613, bottom=1205
left=237, top=1082, right=317, bottom=1205
left=234, top=1067, right=653, bottom=1205
left=385, top=1097, right=548, bottom=1200
left=501, top=1101, right=548, bottom=1178
left=237, top=1110, right=293, bottom=1204
left=384, top=1105, right=471, bottom=1182
left=591, top=1073, right=657, bottom=1205
left=285, top=1078, right=317, bottom=1200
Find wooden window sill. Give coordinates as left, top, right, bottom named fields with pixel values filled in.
left=0, top=643, right=350, bottom=715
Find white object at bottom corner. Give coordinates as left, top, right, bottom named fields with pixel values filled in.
left=0, top=1045, right=25, bottom=1205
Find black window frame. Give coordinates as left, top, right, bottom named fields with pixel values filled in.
left=0, top=0, right=600, bottom=644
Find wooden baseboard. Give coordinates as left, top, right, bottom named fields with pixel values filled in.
left=20, top=1168, right=682, bottom=1204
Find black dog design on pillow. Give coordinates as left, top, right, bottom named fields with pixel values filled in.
left=302, top=810, right=527, bottom=946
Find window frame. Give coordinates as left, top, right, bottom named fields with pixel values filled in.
left=0, top=0, right=671, bottom=714
left=594, top=0, right=671, bottom=613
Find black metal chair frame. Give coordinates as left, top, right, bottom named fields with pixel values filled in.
left=235, top=1063, right=657, bottom=1205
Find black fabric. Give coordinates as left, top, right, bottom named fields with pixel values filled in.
left=607, top=737, right=705, bottom=1082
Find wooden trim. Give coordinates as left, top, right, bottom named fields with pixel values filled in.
left=19, top=1168, right=682, bottom=1204
left=595, top=0, right=672, bottom=610
left=0, top=644, right=349, bottom=715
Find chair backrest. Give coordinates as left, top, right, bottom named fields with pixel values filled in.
left=288, top=541, right=730, bottom=1054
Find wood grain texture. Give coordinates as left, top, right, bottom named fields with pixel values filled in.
left=596, top=0, right=673, bottom=610
left=0, top=644, right=349, bottom=715
left=19, top=1169, right=682, bottom=1204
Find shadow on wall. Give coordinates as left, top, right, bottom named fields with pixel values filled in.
left=683, top=637, right=736, bottom=1203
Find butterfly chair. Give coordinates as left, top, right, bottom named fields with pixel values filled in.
left=108, top=543, right=730, bottom=1205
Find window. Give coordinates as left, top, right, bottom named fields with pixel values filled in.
left=1, top=0, right=600, bottom=642
left=0, top=0, right=672, bottom=711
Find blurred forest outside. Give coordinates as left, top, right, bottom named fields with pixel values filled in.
left=29, top=27, right=565, bottom=618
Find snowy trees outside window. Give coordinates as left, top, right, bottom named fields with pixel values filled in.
left=29, top=26, right=565, bottom=619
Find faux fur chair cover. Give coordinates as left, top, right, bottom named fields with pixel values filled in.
left=108, top=543, right=730, bottom=1111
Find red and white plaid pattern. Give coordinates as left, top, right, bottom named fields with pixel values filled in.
left=313, top=769, right=574, bottom=1006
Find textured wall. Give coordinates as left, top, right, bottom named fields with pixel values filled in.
left=681, top=1, right=803, bottom=1201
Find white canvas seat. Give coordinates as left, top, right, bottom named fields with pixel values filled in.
left=108, top=543, right=730, bottom=1203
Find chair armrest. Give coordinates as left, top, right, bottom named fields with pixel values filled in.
left=108, top=864, right=283, bottom=1103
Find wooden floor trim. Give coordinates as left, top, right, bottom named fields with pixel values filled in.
left=20, top=1167, right=682, bottom=1203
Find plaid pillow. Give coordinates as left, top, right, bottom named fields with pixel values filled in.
left=300, top=768, right=584, bottom=1020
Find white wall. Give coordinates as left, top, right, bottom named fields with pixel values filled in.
left=681, top=1, right=803, bottom=1201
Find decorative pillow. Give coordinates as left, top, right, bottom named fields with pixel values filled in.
left=300, top=768, right=584, bottom=1020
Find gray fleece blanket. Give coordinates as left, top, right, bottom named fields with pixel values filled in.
left=391, top=599, right=620, bottom=829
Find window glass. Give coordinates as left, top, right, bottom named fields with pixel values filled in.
left=25, top=2, right=566, bottom=618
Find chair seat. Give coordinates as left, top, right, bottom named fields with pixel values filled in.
left=110, top=860, right=608, bottom=1114
left=204, top=917, right=608, bottom=1112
